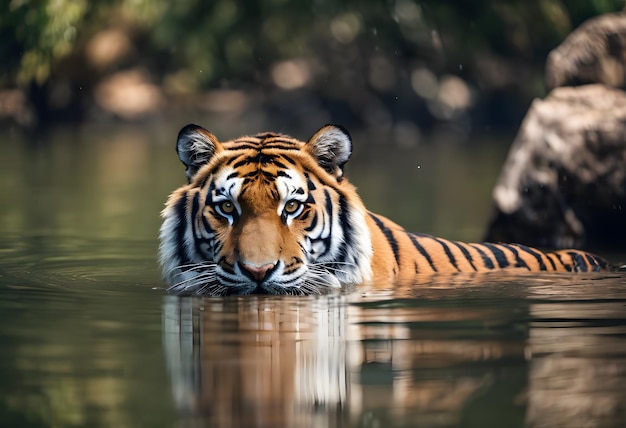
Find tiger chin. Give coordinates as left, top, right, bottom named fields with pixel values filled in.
left=159, top=124, right=610, bottom=296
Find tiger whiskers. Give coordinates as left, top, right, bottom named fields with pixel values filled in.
left=309, top=261, right=358, bottom=280
left=166, top=262, right=220, bottom=295
left=166, top=261, right=217, bottom=278
left=168, top=273, right=216, bottom=293
left=293, top=262, right=356, bottom=294
left=196, top=280, right=229, bottom=296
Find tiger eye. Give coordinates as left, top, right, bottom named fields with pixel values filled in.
left=220, top=201, right=235, bottom=214
left=284, top=200, right=300, bottom=214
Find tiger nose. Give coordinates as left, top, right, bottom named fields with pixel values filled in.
left=240, top=262, right=276, bottom=282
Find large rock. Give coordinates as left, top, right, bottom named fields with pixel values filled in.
left=546, top=12, right=626, bottom=90
left=485, top=84, right=626, bottom=249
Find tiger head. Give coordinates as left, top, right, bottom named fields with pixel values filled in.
left=159, top=124, right=373, bottom=295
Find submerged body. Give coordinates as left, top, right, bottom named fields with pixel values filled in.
left=159, top=124, right=608, bottom=295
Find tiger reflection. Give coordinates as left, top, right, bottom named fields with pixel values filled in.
left=163, top=296, right=350, bottom=427
left=162, top=295, right=497, bottom=427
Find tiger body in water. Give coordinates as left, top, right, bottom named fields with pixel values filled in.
left=159, top=124, right=610, bottom=295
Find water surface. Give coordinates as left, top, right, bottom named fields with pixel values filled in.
left=1, top=126, right=625, bottom=427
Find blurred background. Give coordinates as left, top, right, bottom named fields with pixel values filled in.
left=2, top=0, right=625, bottom=133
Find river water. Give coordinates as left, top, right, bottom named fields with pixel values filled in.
left=1, top=125, right=625, bottom=427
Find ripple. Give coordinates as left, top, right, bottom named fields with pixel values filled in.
left=0, top=232, right=163, bottom=292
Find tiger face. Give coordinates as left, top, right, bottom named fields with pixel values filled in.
left=159, top=124, right=373, bottom=295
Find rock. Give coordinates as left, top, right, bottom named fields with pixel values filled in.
left=546, top=12, right=626, bottom=90
left=485, top=84, right=626, bottom=249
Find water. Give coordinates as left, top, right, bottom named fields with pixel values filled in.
left=1, top=126, right=625, bottom=427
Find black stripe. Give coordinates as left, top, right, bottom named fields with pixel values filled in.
left=284, top=257, right=303, bottom=274
left=469, top=244, right=495, bottom=269
left=434, top=238, right=459, bottom=271
left=306, top=194, right=333, bottom=257
left=282, top=155, right=297, bottom=165
left=331, top=195, right=354, bottom=272
left=543, top=250, right=558, bottom=270
left=324, top=189, right=333, bottom=222
left=262, top=170, right=276, bottom=180
left=225, top=143, right=260, bottom=151
left=516, top=244, right=548, bottom=271
left=554, top=252, right=573, bottom=272
left=213, top=240, right=223, bottom=255
left=241, top=153, right=266, bottom=165
left=317, top=190, right=334, bottom=257
left=273, top=160, right=287, bottom=169
left=449, top=241, right=477, bottom=271
left=192, top=189, right=215, bottom=254
left=197, top=175, right=210, bottom=189
left=584, top=253, right=604, bottom=272
left=304, top=211, right=318, bottom=232
left=191, top=191, right=201, bottom=234
left=570, top=251, right=588, bottom=272
left=217, top=257, right=235, bottom=274
left=500, top=243, right=530, bottom=270
left=338, top=195, right=353, bottom=246
left=173, top=194, right=191, bottom=267
left=408, top=233, right=437, bottom=272
left=262, top=143, right=301, bottom=151
left=204, top=181, right=216, bottom=207
left=264, top=136, right=299, bottom=144
left=545, top=253, right=560, bottom=271
left=232, top=158, right=253, bottom=169
left=306, top=176, right=317, bottom=191
left=481, top=243, right=510, bottom=268
left=369, top=214, right=400, bottom=268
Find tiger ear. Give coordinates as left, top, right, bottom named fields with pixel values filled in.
left=176, top=124, right=222, bottom=183
left=305, top=124, right=353, bottom=180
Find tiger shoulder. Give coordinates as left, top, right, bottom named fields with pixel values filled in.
left=159, top=124, right=614, bottom=295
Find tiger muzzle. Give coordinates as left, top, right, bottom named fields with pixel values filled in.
left=239, top=261, right=277, bottom=282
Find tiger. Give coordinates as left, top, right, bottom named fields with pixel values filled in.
left=159, top=124, right=611, bottom=295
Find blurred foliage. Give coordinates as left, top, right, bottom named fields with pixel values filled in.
left=1, top=0, right=624, bottom=128
left=1, top=0, right=88, bottom=85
